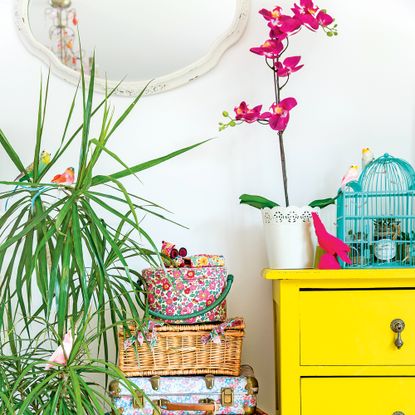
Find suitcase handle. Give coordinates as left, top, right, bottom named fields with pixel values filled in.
left=155, top=400, right=218, bottom=414
left=136, top=274, right=234, bottom=321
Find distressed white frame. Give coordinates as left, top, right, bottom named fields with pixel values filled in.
left=15, top=0, right=250, bottom=96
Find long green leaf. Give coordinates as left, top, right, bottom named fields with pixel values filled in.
left=91, top=139, right=212, bottom=186
left=239, top=193, right=279, bottom=209
left=0, top=128, right=26, bottom=173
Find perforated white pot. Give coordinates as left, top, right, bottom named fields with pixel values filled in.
left=262, top=206, right=316, bottom=269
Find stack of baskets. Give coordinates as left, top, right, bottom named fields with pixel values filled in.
left=111, top=251, right=259, bottom=414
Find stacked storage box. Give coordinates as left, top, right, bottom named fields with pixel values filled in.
left=110, top=246, right=260, bottom=414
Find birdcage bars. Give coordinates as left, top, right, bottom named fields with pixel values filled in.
left=337, top=154, right=415, bottom=268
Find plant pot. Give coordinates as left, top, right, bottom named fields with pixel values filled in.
left=262, top=206, right=316, bottom=269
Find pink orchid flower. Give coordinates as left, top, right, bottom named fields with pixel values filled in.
left=234, top=102, right=263, bottom=123
left=250, top=39, right=284, bottom=59
left=292, top=0, right=320, bottom=31
left=259, top=6, right=283, bottom=21
left=260, top=7, right=302, bottom=34
left=262, top=98, right=298, bottom=131
left=268, top=24, right=288, bottom=41
left=316, top=10, right=334, bottom=27
left=276, top=56, right=304, bottom=77
left=259, top=6, right=302, bottom=34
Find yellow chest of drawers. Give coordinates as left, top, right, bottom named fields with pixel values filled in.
left=264, top=268, right=415, bottom=415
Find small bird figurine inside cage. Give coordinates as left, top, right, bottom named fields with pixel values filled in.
left=337, top=153, right=415, bottom=268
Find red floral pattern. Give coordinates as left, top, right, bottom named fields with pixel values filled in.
left=142, top=267, right=227, bottom=324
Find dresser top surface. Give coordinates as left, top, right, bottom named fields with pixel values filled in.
left=263, top=268, right=415, bottom=280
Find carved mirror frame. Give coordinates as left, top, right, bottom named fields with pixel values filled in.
left=15, top=0, right=250, bottom=96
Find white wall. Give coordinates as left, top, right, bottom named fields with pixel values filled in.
left=1, top=0, right=415, bottom=412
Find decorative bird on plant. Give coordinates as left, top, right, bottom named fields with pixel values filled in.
left=362, top=147, right=374, bottom=169
left=45, top=331, right=73, bottom=370
left=340, top=164, right=359, bottom=189
left=31, top=167, right=76, bottom=210
left=51, top=167, right=75, bottom=186
left=312, top=212, right=351, bottom=269
left=4, top=151, right=52, bottom=210
left=14, top=150, right=52, bottom=182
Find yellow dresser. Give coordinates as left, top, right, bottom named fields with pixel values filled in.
left=264, top=269, right=415, bottom=415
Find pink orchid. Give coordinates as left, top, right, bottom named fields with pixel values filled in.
left=268, top=24, right=288, bottom=41
left=219, top=1, right=337, bottom=207
left=259, top=6, right=283, bottom=21
left=276, top=56, right=304, bottom=77
left=316, top=10, right=334, bottom=27
left=260, top=7, right=302, bottom=36
left=262, top=98, right=298, bottom=131
left=292, top=0, right=320, bottom=30
left=234, top=102, right=263, bottom=123
left=250, top=39, right=284, bottom=59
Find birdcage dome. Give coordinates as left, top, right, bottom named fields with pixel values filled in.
left=357, top=153, right=415, bottom=192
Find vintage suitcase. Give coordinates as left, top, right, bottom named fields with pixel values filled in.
left=109, top=365, right=258, bottom=415
left=138, top=268, right=233, bottom=324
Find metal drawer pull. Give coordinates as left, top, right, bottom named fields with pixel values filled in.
left=390, top=319, right=405, bottom=349
left=392, top=412, right=405, bottom=415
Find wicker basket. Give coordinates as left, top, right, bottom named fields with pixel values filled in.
left=118, top=319, right=244, bottom=377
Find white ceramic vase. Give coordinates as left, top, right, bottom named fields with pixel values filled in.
left=262, top=206, right=316, bottom=269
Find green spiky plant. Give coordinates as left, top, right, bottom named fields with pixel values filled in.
left=0, top=56, right=207, bottom=413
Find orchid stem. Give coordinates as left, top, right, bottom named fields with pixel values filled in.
left=278, top=131, right=289, bottom=207
left=273, top=54, right=290, bottom=207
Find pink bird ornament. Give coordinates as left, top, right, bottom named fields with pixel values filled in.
left=312, top=212, right=352, bottom=268
left=340, top=164, right=359, bottom=189
left=318, top=252, right=341, bottom=269
left=45, top=331, right=73, bottom=370
left=51, top=167, right=75, bottom=186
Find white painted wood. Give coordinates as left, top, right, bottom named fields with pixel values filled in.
left=15, top=0, right=250, bottom=96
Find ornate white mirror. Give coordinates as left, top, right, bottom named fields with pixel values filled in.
left=15, top=0, right=250, bottom=96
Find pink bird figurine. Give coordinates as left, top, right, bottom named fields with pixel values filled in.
left=312, top=212, right=352, bottom=268
left=318, top=253, right=341, bottom=270
left=45, top=331, right=73, bottom=370
left=51, top=167, right=75, bottom=186
left=340, top=165, right=359, bottom=189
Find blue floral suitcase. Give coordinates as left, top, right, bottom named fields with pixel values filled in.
left=109, top=365, right=258, bottom=415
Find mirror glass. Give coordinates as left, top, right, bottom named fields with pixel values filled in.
left=27, top=0, right=240, bottom=82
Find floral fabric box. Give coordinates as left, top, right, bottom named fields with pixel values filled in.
left=141, top=267, right=227, bottom=324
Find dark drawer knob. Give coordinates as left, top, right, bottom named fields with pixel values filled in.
left=392, top=412, right=405, bottom=415
left=390, top=319, right=405, bottom=349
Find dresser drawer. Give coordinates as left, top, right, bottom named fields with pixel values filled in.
left=302, top=377, right=415, bottom=415
left=300, top=289, right=415, bottom=365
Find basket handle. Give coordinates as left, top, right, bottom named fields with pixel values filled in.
left=155, top=400, right=218, bottom=414
left=136, top=274, right=233, bottom=321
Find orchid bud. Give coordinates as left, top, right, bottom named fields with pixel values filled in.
left=230, top=121, right=236, bottom=127
left=222, top=111, right=229, bottom=117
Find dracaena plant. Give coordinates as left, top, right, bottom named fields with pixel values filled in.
left=0, top=54, right=207, bottom=413
left=0, top=316, right=147, bottom=415
left=220, top=0, right=338, bottom=209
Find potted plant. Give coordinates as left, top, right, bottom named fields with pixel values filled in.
left=220, top=0, right=338, bottom=269
left=0, top=57, right=206, bottom=413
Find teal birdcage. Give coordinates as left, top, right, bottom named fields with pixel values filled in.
left=337, top=153, right=415, bottom=268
